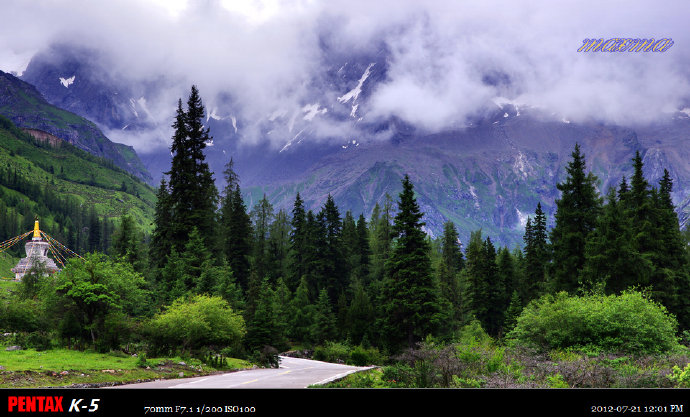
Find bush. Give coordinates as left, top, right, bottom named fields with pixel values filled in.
left=349, top=345, right=385, bottom=366
left=381, top=363, right=415, bottom=388
left=136, top=353, right=148, bottom=368
left=147, top=295, right=246, bottom=355
left=669, top=363, right=690, bottom=388
left=249, top=345, right=280, bottom=368
left=313, top=341, right=350, bottom=364
left=0, top=299, right=40, bottom=333
left=507, top=291, right=679, bottom=355
left=24, top=331, right=52, bottom=351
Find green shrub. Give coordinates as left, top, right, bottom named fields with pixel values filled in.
left=147, top=295, right=246, bottom=355
left=451, top=375, right=483, bottom=388
left=136, top=353, right=148, bottom=368
left=313, top=341, right=350, bottom=364
left=24, top=331, right=52, bottom=351
left=0, top=299, right=40, bottom=332
left=669, top=363, right=690, bottom=388
left=349, top=345, right=385, bottom=366
left=507, top=291, right=679, bottom=355
left=381, top=363, right=415, bottom=388
left=249, top=345, right=280, bottom=368
left=546, top=373, right=569, bottom=388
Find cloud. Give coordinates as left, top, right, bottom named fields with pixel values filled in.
left=1, top=0, right=689, bottom=152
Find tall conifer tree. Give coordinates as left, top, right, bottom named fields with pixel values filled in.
left=379, top=175, right=440, bottom=351
left=166, top=86, right=219, bottom=254
left=549, top=144, right=602, bottom=294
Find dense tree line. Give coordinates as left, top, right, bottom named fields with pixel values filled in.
left=3, top=86, right=688, bottom=363
left=0, top=165, right=115, bottom=257
left=146, top=88, right=689, bottom=357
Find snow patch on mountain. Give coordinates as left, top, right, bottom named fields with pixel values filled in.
left=516, top=208, right=528, bottom=229
left=59, top=75, right=75, bottom=88
left=469, top=185, right=480, bottom=209
left=129, top=98, right=139, bottom=118
left=337, top=63, right=375, bottom=105
left=280, top=128, right=305, bottom=153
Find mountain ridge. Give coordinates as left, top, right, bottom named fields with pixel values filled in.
left=0, top=69, right=152, bottom=184
left=16, top=43, right=690, bottom=247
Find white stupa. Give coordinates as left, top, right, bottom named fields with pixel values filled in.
left=11, top=220, right=60, bottom=280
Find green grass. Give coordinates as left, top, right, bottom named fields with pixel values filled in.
left=310, top=368, right=386, bottom=388
left=0, top=348, right=253, bottom=388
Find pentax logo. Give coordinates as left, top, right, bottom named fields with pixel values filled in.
left=7, top=396, right=64, bottom=412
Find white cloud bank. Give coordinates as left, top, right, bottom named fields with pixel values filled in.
left=1, top=0, right=688, bottom=152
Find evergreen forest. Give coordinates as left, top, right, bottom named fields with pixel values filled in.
left=2, top=86, right=690, bottom=388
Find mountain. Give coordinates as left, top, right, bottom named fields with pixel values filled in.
left=0, top=114, right=156, bottom=250
left=18, top=43, right=690, bottom=247
left=0, top=69, right=152, bottom=183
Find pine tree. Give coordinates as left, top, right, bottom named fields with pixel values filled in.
left=320, top=195, right=347, bottom=306
left=289, top=276, right=314, bottom=343
left=226, top=185, right=252, bottom=291
left=287, top=193, right=307, bottom=291
left=150, top=179, right=173, bottom=270
left=112, top=215, right=144, bottom=272
left=580, top=187, right=649, bottom=294
left=250, top=195, right=274, bottom=283
left=219, top=159, right=251, bottom=290
left=369, top=194, right=394, bottom=283
left=267, top=209, right=290, bottom=281
left=379, top=175, right=440, bottom=351
left=481, top=237, right=503, bottom=337
left=341, top=211, right=359, bottom=276
left=311, top=288, right=337, bottom=345
left=523, top=203, right=549, bottom=302
left=550, top=144, right=602, bottom=294
left=303, top=210, right=326, bottom=300
left=246, top=277, right=277, bottom=351
left=166, top=87, right=219, bottom=255
left=180, top=227, right=211, bottom=293
left=272, top=277, right=291, bottom=351
left=463, top=230, right=488, bottom=325
left=355, top=214, right=372, bottom=282
left=496, top=246, right=516, bottom=316
left=87, top=207, right=101, bottom=253
left=347, top=278, right=374, bottom=345
left=653, top=169, right=690, bottom=329
left=438, top=221, right=464, bottom=334
left=503, top=290, right=522, bottom=334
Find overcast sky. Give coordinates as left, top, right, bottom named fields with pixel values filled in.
left=1, top=0, right=689, bottom=152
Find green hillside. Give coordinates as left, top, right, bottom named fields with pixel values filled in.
left=0, top=70, right=151, bottom=183
left=0, top=115, right=155, bottom=262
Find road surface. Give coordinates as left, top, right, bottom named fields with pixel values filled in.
left=113, top=356, right=375, bottom=389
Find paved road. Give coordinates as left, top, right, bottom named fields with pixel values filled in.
left=113, top=356, right=375, bottom=389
